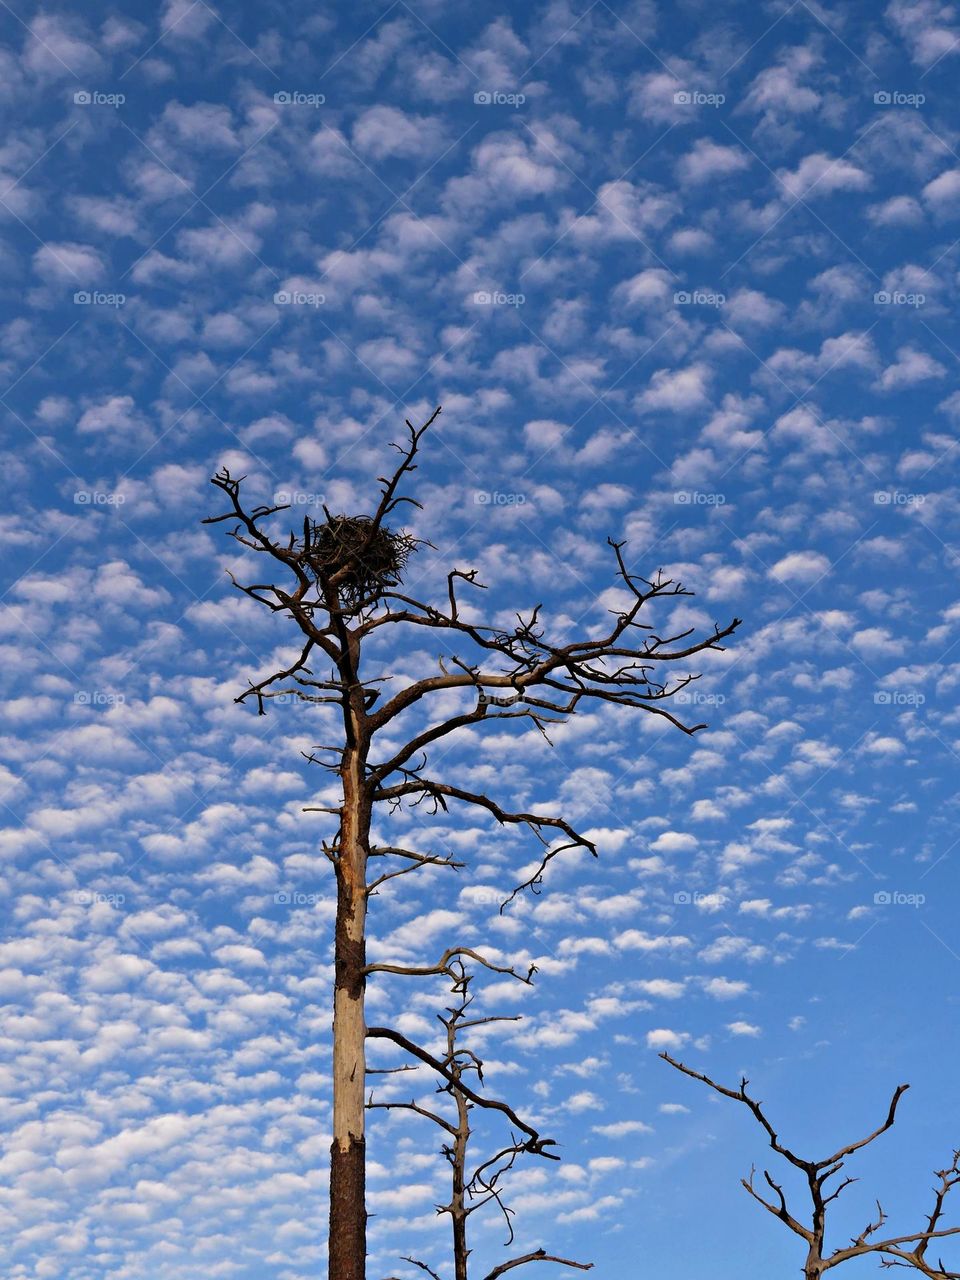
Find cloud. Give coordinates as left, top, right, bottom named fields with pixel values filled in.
left=676, top=140, right=750, bottom=185
left=878, top=345, right=947, bottom=390
left=591, top=1119, right=654, bottom=1137
left=769, top=551, right=831, bottom=584
left=32, top=242, right=104, bottom=282
left=887, top=0, right=960, bottom=64
left=352, top=106, right=447, bottom=160
left=650, top=831, right=697, bottom=853
left=645, top=1028, right=689, bottom=1049
left=615, top=931, right=691, bottom=952
left=213, top=945, right=268, bottom=969
left=703, top=977, right=750, bottom=1000
left=922, top=168, right=960, bottom=214
left=76, top=395, right=151, bottom=438
left=776, top=153, right=871, bottom=200
left=636, top=364, right=711, bottom=413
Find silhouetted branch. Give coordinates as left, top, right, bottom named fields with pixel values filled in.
left=661, top=1054, right=960, bottom=1279
left=369, top=963, right=590, bottom=1280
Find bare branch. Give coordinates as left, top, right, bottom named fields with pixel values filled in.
left=482, top=1251, right=594, bottom=1280
left=367, top=1025, right=558, bottom=1159
left=662, top=1054, right=959, bottom=1280
left=366, top=946, right=536, bottom=985
left=660, top=1052, right=814, bottom=1175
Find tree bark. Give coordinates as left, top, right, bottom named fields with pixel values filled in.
left=452, top=1084, right=469, bottom=1280
left=329, top=732, right=370, bottom=1280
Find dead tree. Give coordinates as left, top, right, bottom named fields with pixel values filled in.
left=369, top=958, right=592, bottom=1280
left=202, top=406, right=741, bottom=1280
left=661, top=1053, right=960, bottom=1278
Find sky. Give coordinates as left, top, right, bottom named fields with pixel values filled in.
left=2, top=0, right=960, bottom=1277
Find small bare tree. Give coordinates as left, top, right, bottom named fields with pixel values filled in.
left=203, top=407, right=741, bottom=1280
left=369, top=957, right=592, bottom=1280
left=662, top=1053, right=960, bottom=1279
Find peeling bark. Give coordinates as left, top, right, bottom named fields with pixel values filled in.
left=329, top=732, right=370, bottom=1280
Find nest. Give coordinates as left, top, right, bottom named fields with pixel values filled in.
left=299, top=514, right=416, bottom=610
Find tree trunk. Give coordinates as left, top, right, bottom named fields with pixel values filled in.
left=452, top=1087, right=469, bottom=1280
left=804, top=1246, right=823, bottom=1280
left=329, top=737, right=370, bottom=1280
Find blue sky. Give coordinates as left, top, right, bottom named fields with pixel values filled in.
left=2, top=0, right=960, bottom=1277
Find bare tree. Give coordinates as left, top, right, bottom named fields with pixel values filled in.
left=369, top=957, right=592, bottom=1280
left=661, top=1053, right=960, bottom=1279
left=203, top=406, right=741, bottom=1280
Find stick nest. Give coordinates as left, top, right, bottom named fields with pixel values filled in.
left=299, top=514, right=417, bottom=610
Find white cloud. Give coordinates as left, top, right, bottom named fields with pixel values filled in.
left=676, top=140, right=750, bottom=185
left=645, top=1028, right=689, bottom=1050
left=769, top=551, right=831, bottom=584
left=727, top=1020, right=761, bottom=1037
left=776, top=153, right=870, bottom=200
